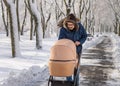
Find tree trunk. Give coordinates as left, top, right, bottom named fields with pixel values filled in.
left=1, top=0, right=9, bottom=36
left=40, top=1, right=45, bottom=38
left=30, top=15, right=34, bottom=40
left=40, top=0, right=51, bottom=38
left=63, top=0, right=71, bottom=15
left=21, top=5, right=27, bottom=35
left=118, top=23, right=120, bottom=36
left=79, top=0, right=85, bottom=19
left=16, top=0, right=20, bottom=39
left=3, top=0, right=21, bottom=57
left=34, top=17, right=42, bottom=49
left=26, top=0, right=43, bottom=49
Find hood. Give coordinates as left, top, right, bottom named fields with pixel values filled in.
left=63, top=19, right=79, bottom=31
left=57, top=17, right=80, bottom=28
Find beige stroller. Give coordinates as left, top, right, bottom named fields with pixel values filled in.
left=48, top=39, right=80, bottom=86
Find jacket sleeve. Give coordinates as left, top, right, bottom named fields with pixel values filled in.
left=79, top=23, right=87, bottom=45
left=58, top=28, right=66, bottom=40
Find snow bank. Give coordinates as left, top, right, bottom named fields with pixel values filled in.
left=83, top=35, right=103, bottom=50
left=105, top=33, right=120, bottom=84
left=1, top=66, right=49, bottom=86
left=111, top=33, right=120, bottom=69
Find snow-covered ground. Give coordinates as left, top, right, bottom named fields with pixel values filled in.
left=0, top=33, right=120, bottom=86
left=110, top=33, right=120, bottom=82
left=0, top=33, right=56, bottom=84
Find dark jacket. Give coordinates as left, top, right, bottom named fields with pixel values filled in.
left=58, top=23, right=87, bottom=54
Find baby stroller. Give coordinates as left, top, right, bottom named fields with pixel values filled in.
left=48, top=39, right=80, bottom=86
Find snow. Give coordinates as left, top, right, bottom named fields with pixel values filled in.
left=0, top=33, right=120, bottom=86
left=0, top=33, right=56, bottom=85
left=1, top=66, right=49, bottom=86
left=110, top=33, right=120, bottom=73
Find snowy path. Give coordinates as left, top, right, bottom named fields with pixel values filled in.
left=80, top=36, right=120, bottom=86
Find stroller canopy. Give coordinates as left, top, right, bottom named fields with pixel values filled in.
left=50, top=39, right=76, bottom=61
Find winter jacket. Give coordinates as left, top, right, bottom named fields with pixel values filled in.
left=58, top=22, right=87, bottom=54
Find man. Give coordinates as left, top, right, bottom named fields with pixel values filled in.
left=58, top=13, right=87, bottom=86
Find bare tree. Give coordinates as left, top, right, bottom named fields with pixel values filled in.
left=16, top=0, right=20, bottom=35
left=30, top=15, right=35, bottom=40
left=54, top=0, right=65, bottom=16
left=113, top=13, right=119, bottom=34
left=3, top=0, right=21, bottom=57
left=25, top=0, right=43, bottom=49
left=12, top=0, right=20, bottom=38
left=55, top=4, right=63, bottom=21
left=107, top=0, right=120, bottom=17
left=40, top=0, right=52, bottom=38
left=21, top=2, right=27, bottom=35
left=1, top=0, right=9, bottom=36
left=55, top=0, right=74, bottom=16
left=87, top=0, right=96, bottom=35
left=63, top=0, right=71, bottom=15
left=107, top=0, right=120, bottom=35
left=83, top=0, right=91, bottom=31
left=78, top=0, right=85, bottom=19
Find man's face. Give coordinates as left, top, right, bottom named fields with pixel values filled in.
left=67, top=22, right=75, bottom=30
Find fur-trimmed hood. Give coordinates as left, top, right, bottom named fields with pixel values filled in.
left=57, top=17, right=80, bottom=27
left=63, top=19, right=79, bottom=30
left=57, top=14, right=80, bottom=30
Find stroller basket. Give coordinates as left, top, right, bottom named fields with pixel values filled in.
left=49, top=80, right=74, bottom=86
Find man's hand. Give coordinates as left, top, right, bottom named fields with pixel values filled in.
left=75, top=41, right=80, bottom=46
